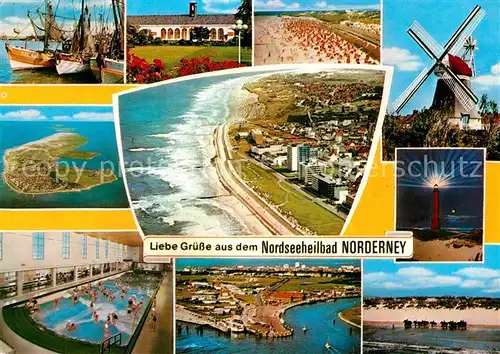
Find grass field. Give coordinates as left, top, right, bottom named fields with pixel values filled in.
left=130, top=46, right=252, bottom=70
left=234, top=160, right=345, bottom=235
left=277, top=277, right=354, bottom=292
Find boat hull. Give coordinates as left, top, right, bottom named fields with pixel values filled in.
left=102, top=58, right=124, bottom=84
left=55, top=54, right=90, bottom=75
left=5, top=44, right=55, bottom=71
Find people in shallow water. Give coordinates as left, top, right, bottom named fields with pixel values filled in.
left=53, top=298, right=59, bottom=308
left=104, top=323, right=110, bottom=338
left=66, top=320, right=78, bottom=331
left=93, top=311, right=99, bottom=322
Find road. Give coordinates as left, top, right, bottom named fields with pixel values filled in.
left=214, top=123, right=300, bottom=235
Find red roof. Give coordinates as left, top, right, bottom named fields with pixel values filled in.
left=448, top=54, right=472, bottom=77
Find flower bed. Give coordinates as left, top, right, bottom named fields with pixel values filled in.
left=127, top=50, right=246, bottom=84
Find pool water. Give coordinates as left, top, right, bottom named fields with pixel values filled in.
left=33, top=274, right=158, bottom=344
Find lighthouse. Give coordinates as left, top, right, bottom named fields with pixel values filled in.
left=431, top=184, right=440, bottom=231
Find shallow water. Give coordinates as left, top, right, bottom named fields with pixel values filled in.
left=34, top=275, right=158, bottom=344
left=364, top=325, right=500, bottom=352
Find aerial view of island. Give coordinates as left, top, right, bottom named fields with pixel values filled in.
left=0, top=106, right=129, bottom=208
left=117, top=67, right=387, bottom=236
left=175, top=259, right=361, bottom=353
left=4, top=133, right=117, bottom=194
left=363, top=245, right=500, bottom=353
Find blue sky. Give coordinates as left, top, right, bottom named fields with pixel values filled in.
left=0, top=106, right=114, bottom=122
left=128, top=0, right=241, bottom=16
left=255, top=0, right=379, bottom=11
left=0, top=0, right=116, bottom=37
left=383, top=0, right=500, bottom=114
left=364, top=245, right=500, bottom=297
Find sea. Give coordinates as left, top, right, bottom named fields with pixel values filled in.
left=364, top=326, right=500, bottom=353
left=176, top=298, right=361, bottom=354
left=0, top=40, right=97, bottom=84
left=0, top=120, right=129, bottom=208
left=118, top=71, right=280, bottom=236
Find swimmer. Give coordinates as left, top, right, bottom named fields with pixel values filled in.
left=93, top=311, right=99, bottom=322
left=53, top=298, right=59, bottom=308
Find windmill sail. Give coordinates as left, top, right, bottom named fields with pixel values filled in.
left=440, top=65, right=478, bottom=110
left=408, top=21, right=443, bottom=59
left=392, top=67, right=434, bottom=114
left=445, top=5, right=486, bottom=56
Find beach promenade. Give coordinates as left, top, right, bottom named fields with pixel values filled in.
left=214, top=123, right=300, bottom=235
left=132, top=272, right=174, bottom=354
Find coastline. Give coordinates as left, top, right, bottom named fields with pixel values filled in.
left=338, top=308, right=362, bottom=329
left=177, top=297, right=360, bottom=338
left=2, top=132, right=118, bottom=196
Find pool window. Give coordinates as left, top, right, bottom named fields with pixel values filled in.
left=113, top=242, right=117, bottom=257
left=96, top=238, right=100, bottom=259
left=32, top=232, right=44, bottom=260
left=0, top=272, right=16, bottom=299
left=62, top=232, right=70, bottom=259
left=82, top=234, right=88, bottom=258
left=105, top=240, right=109, bottom=258
left=56, top=267, right=75, bottom=285
left=23, top=269, right=51, bottom=292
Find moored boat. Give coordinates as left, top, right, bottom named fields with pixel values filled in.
left=5, top=0, right=63, bottom=71
left=5, top=44, right=54, bottom=70
left=55, top=3, right=94, bottom=76
left=55, top=52, right=89, bottom=75
left=101, top=57, right=125, bottom=83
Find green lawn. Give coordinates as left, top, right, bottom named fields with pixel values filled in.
left=130, top=45, right=252, bottom=70
left=235, top=161, right=345, bottom=235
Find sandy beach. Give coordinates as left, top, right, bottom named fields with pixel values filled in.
left=412, top=239, right=483, bottom=262
left=255, top=16, right=379, bottom=65
left=364, top=307, right=500, bottom=327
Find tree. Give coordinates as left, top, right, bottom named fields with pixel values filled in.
left=127, top=25, right=153, bottom=46
left=190, top=27, right=209, bottom=43
left=236, top=0, right=252, bottom=48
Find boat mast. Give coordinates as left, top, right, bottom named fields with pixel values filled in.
left=80, top=0, right=85, bottom=51
left=43, top=0, right=49, bottom=51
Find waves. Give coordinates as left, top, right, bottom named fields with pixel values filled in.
left=125, top=76, right=261, bottom=235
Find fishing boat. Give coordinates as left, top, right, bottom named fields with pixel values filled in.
left=90, top=0, right=124, bottom=83
left=5, top=0, right=65, bottom=70
left=302, top=325, right=307, bottom=332
left=55, top=2, right=94, bottom=75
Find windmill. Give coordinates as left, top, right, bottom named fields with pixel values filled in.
left=462, top=36, right=478, bottom=77
left=392, top=5, right=486, bottom=130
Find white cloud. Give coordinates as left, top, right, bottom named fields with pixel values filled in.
left=460, top=279, right=485, bottom=288
left=72, top=112, right=114, bottom=121
left=381, top=281, right=408, bottom=289
left=255, top=0, right=300, bottom=10
left=484, top=278, right=500, bottom=293
left=0, top=109, right=47, bottom=120
left=397, top=267, right=434, bottom=277
left=455, top=267, right=500, bottom=279
left=383, top=47, right=424, bottom=72
left=474, top=62, right=500, bottom=87
left=364, top=272, right=389, bottom=282
left=314, top=1, right=328, bottom=8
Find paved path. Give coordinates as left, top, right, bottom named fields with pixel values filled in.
left=132, top=272, right=174, bottom=354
